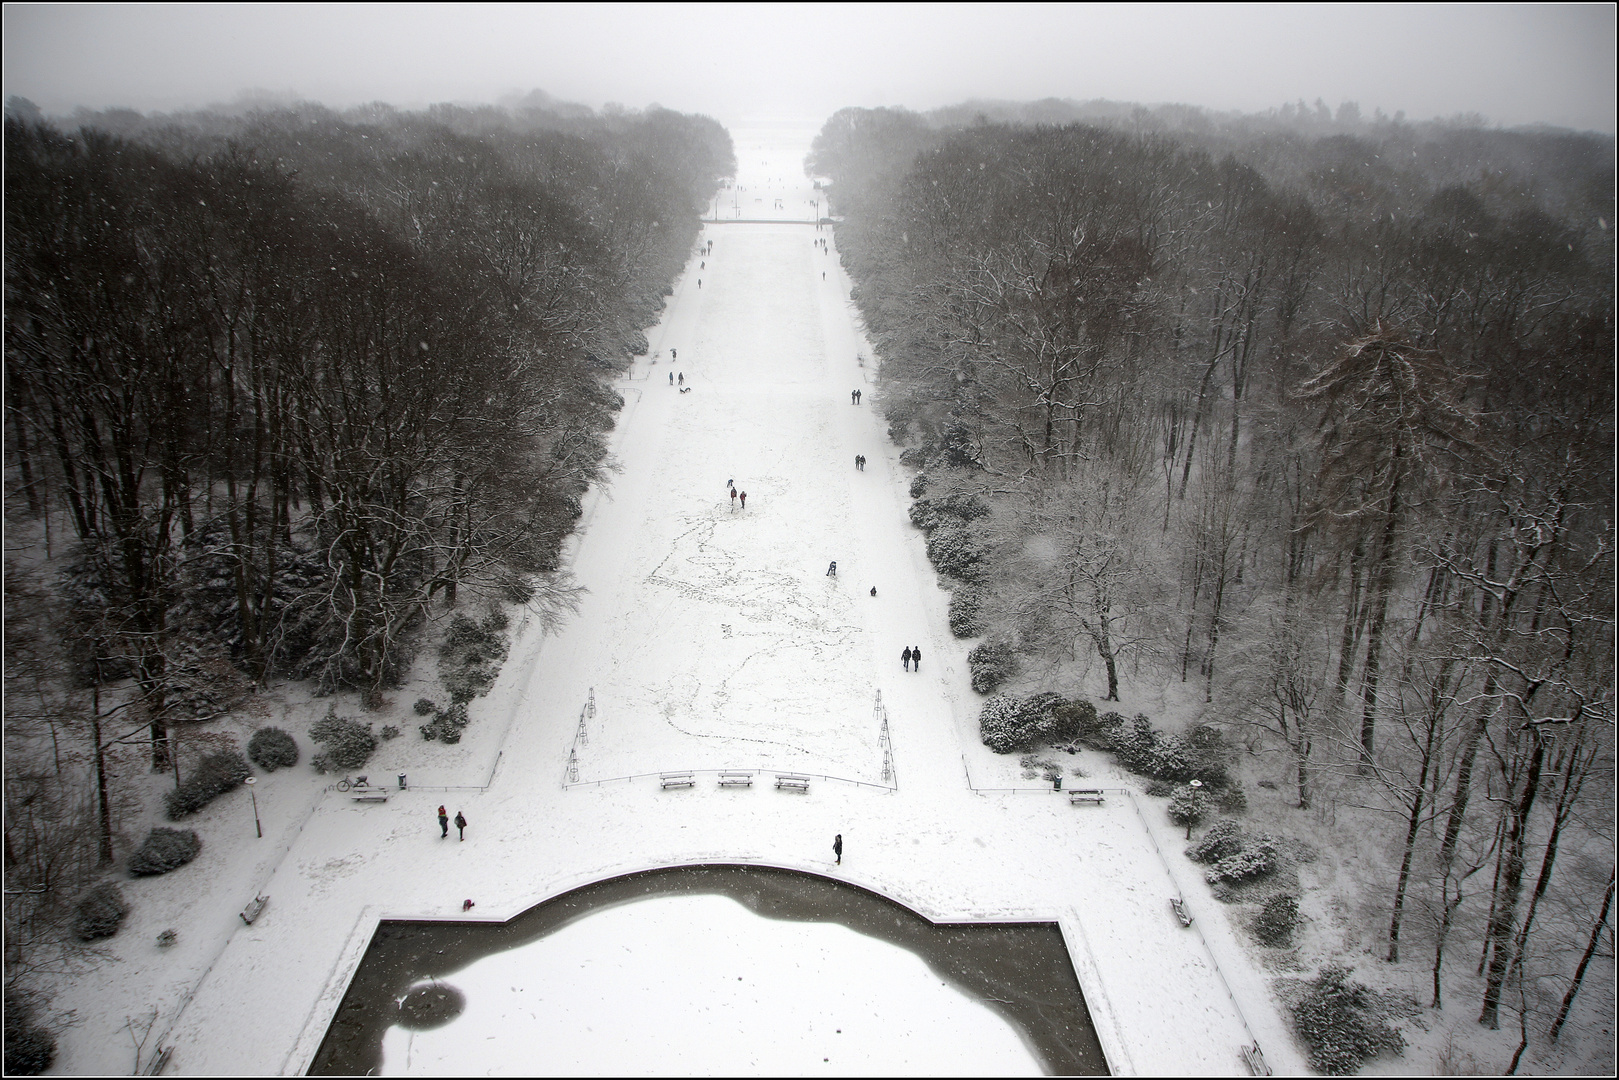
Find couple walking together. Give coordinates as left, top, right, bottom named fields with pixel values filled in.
left=901, top=645, right=922, bottom=671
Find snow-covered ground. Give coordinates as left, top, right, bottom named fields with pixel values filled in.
left=377, top=893, right=1041, bottom=1077
left=46, top=120, right=1309, bottom=1077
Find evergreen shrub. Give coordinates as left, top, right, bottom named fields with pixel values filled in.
left=1145, top=779, right=1174, bottom=797
left=72, top=882, right=129, bottom=941
left=165, top=750, right=251, bottom=819
left=1205, top=836, right=1279, bottom=883
left=4, top=991, right=56, bottom=1075
left=413, top=698, right=438, bottom=716
left=309, top=714, right=377, bottom=772
left=247, top=727, right=299, bottom=771
left=129, top=828, right=201, bottom=876
left=977, top=691, right=1067, bottom=753
left=439, top=613, right=511, bottom=704
left=909, top=473, right=928, bottom=498
left=1254, top=894, right=1299, bottom=947
left=924, top=524, right=986, bottom=580
left=1186, top=818, right=1245, bottom=864
left=1290, top=965, right=1405, bottom=1075
left=949, top=584, right=986, bottom=638
left=1167, top=785, right=1209, bottom=835
left=1049, top=698, right=1099, bottom=743
left=979, top=693, right=1028, bottom=754
left=1111, top=714, right=1230, bottom=788
left=968, top=639, right=1017, bottom=693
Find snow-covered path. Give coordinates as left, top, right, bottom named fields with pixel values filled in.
left=159, top=121, right=1305, bottom=1077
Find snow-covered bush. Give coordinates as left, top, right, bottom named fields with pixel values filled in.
left=165, top=750, right=251, bottom=819
left=909, top=473, right=928, bottom=498
left=978, top=691, right=1067, bottom=752
left=924, top=523, right=987, bottom=581
left=1167, top=785, right=1209, bottom=837
left=72, top=882, right=129, bottom=941
left=898, top=446, right=928, bottom=470
left=949, top=584, right=987, bottom=638
left=1086, top=712, right=1126, bottom=751
left=1186, top=818, right=1245, bottom=864
left=1253, top=894, right=1299, bottom=947
left=414, top=698, right=438, bottom=716
left=1049, top=698, right=1099, bottom=743
left=309, top=713, right=377, bottom=772
left=247, top=727, right=299, bottom=772
left=968, top=639, right=1017, bottom=693
left=129, top=828, right=201, bottom=876
left=979, top=693, right=1028, bottom=754
left=418, top=702, right=469, bottom=744
left=1110, top=713, right=1230, bottom=787
left=4, top=990, right=56, bottom=1075
left=1205, top=836, right=1278, bottom=884
left=439, top=613, right=511, bottom=705
left=1144, top=779, right=1174, bottom=797
left=909, top=492, right=990, bottom=532
left=1290, top=964, right=1405, bottom=1075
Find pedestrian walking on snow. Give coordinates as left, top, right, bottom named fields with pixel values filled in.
left=669, top=371, right=674, bottom=385
left=671, top=348, right=677, bottom=361
left=678, top=372, right=684, bottom=385
left=851, top=389, right=857, bottom=404
left=834, top=833, right=843, bottom=865
left=730, top=487, right=738, bottom=510
left=438, top=805, right=449, bottom=838
left=827, top=561, right=837, bottom=577
left=911, top=646, right=922, bottom=671
left=870, top=586, right=877, bottom=597
left=454, top=811, right=467, bottom=841
left=740, top=491, right=747, bottom=509
left=902, top=646, right=913, bottom=671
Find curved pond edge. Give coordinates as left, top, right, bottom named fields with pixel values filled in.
left=296, top=860, right=1118, bottom=1076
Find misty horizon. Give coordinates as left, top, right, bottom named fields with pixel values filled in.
left=3, top=3, right=1615, bottom=134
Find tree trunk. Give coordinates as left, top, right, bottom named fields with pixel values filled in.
left=1358, top=463, right=1402, bottom=768
left=1548, top=868, right=1614, bottom=1041
left=1480, top=729, right=1546, bottom=1028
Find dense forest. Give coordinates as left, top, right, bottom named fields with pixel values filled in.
left=813, top=102, right=1613, bottom=1061
left=3, top=97, right=731, bottom=1027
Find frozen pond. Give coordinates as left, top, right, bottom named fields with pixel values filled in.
left=310, top=865, right=1107, bottom=1075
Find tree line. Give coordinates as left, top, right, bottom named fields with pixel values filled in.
left=813, top=105, right=1612, bottom=1058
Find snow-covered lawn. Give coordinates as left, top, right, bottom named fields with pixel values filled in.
left=44, top=120, right=1306, bottom=1077
left=377, top=893, right=1042, bottom=1077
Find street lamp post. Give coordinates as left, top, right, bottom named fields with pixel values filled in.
left=245, top=776, right=262, bottom=838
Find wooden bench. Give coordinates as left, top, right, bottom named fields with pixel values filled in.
left=660, top=773, right=696, bottom=790
left=240, top=895, right=268, bottom=926
left=717, top=772, right=754, bottom=788
left=1170, top=896, right=1194, bottom=927
left=350, top=791, right=389, bottom=803
left=1069, top=789, right=1106, bottom=805
left=774, top=774, right=810, bottom=793
left=1241, top=1042, right=1272, bottom=1077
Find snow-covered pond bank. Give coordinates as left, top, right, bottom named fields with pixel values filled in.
left=313, top=865, right=1103, bottom=1075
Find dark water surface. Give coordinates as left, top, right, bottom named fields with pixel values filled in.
left=308, top=864, right=1108, bottom=1075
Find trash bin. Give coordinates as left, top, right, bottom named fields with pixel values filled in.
left=1053, top=776, right=1062, bottom=791
left=398, top=773, right=408, bottom=790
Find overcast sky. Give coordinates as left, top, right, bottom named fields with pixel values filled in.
left=4, top=3, right=1614, bottom=132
